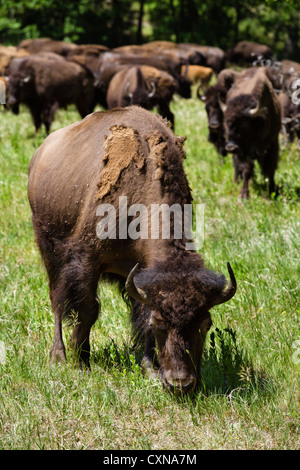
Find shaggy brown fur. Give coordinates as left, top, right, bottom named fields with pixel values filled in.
left=8, top=53, right=96, bottom=134
left=28, top=106, right=236, bottom=394
left=201, top=67, right=281, bottom=198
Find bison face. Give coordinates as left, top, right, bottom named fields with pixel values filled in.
left=224, top=95, right=268, bottom=158
left=200, top=90, right=227, bottom=156
left=7, top=73, right=32, bottom=110
left=148, top=309, right=212, bottom=394
left=126, top=262, right=236, bottom=395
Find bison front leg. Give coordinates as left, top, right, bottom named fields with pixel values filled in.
left=157, top=101, right=175, bottom=129
left=29, top=104, right=42, bottom=135
left=42, top=101, right=59, bottom=134
left=238, top=159, right=254, bottom=199
left=259, top=140, right=279, bottom=197
left=35, top=235, right=100, bottom=368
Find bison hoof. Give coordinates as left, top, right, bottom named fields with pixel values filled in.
left=50, top=347, right=66, bottom=365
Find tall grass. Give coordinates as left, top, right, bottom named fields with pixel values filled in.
left=0, top=94, right=299, bottom=450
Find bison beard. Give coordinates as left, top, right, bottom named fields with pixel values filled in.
left=27, top=106, right=236, bottom=395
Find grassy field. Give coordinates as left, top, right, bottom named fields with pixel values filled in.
left=0, top=91, right=299, bottom=450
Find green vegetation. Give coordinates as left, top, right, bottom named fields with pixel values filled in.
left=0, top=93, right=299, bottom=449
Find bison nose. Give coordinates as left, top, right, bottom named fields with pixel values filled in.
left=7, top=95, right=17, bottom=106
left=164, top=371, right=197, bottom=394
left=209, top=119, right=220, bottom=129
left=225, top=141, right=239, bottom=153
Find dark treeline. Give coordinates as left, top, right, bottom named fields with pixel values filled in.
left=0, top=0, right=299, bottom=60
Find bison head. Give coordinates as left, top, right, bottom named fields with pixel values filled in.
left=7, top=59, right=33, bottom=112
left=126, top=259, right=236, bottom=395
left=223, top=94, right=268, bottom=158
left=200, top=86, right=227, bottom=156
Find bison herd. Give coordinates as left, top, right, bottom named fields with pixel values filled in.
left=2, top=37, right=299, bottom=394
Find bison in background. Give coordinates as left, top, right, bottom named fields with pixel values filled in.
left=227, top=41, right=273, bottom=66
left=106, top=65, right=186, bottom=128
left=219, top=68, right=281, bottom=198
left=17, top=38, right=77, bottom=56
left=7, top=52, right=96, bottom=134
left=0, top=45, right=29, bottom=75
left=200, top=67, right=281, bottom=198
left=27, top=106, right=237, bottom=395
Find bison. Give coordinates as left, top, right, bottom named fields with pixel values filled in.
left=7, top=52, right=96, bottom=134
left=181, top=65, right=214, bottom=94
left=106, top=65, right=179, bottom=128
left=227, top=41, right=273, bottom=66
left=27, top=106, right=237, bottom=394
left=218, top=68, right=281, bottom=198
left=17, top=38, right=77, bottom=56
left=199, top=69, right=240, bottom=157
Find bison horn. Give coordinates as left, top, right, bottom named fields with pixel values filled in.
left=214, top=262, right=237, bottom=306
left=148, top=81, right=156, bottom=98
left=125, top=82, right=133, bottom=99
left=248, top=99, right=260, bottom=117
left=125, top=263, right=148, bottom=304
left=218, top=94, right=227, bottom=113
left=196, top=84, right=205, bottom=101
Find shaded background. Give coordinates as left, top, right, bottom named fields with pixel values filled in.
left=0, top=0, right=299, bottom=60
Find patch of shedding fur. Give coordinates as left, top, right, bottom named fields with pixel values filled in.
left=96, top=125, right=146, bottom=200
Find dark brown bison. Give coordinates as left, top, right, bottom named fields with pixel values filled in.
left=218, top=68, right=281, bottom=198
left=199, top=69, right=240, bottom=157
left=7, top=53, right=96, bottom=133
left=27, top=106, right=237, bottom=394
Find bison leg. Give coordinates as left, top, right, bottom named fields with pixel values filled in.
left=238, top=160, right=254, bottom=199
left=157, top=101, right=175, bottom=129
left=29, top=105, right=42, bottom=134
left=50, top=258, right=99, bottom=368
left=259, top=140, right=279, bottom=197
left=232, top=154, right=242, bottom=183
left=33, top=225, right=100, bottom=367
left=42, top=101, right=59, bottom=134
left=76, top=95, right=95, bottom=119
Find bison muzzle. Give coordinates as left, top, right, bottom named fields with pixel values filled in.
left=27, top=106, right=237, bottom=394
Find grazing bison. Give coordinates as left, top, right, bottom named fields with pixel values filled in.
left=27, top=106, right=237, bottom=394
left=7, top=53, right=96, bottom=133
left=218, top=68, right=281, bottom=198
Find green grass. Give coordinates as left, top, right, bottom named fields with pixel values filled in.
left=0, top=93, right=299, bottom=450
